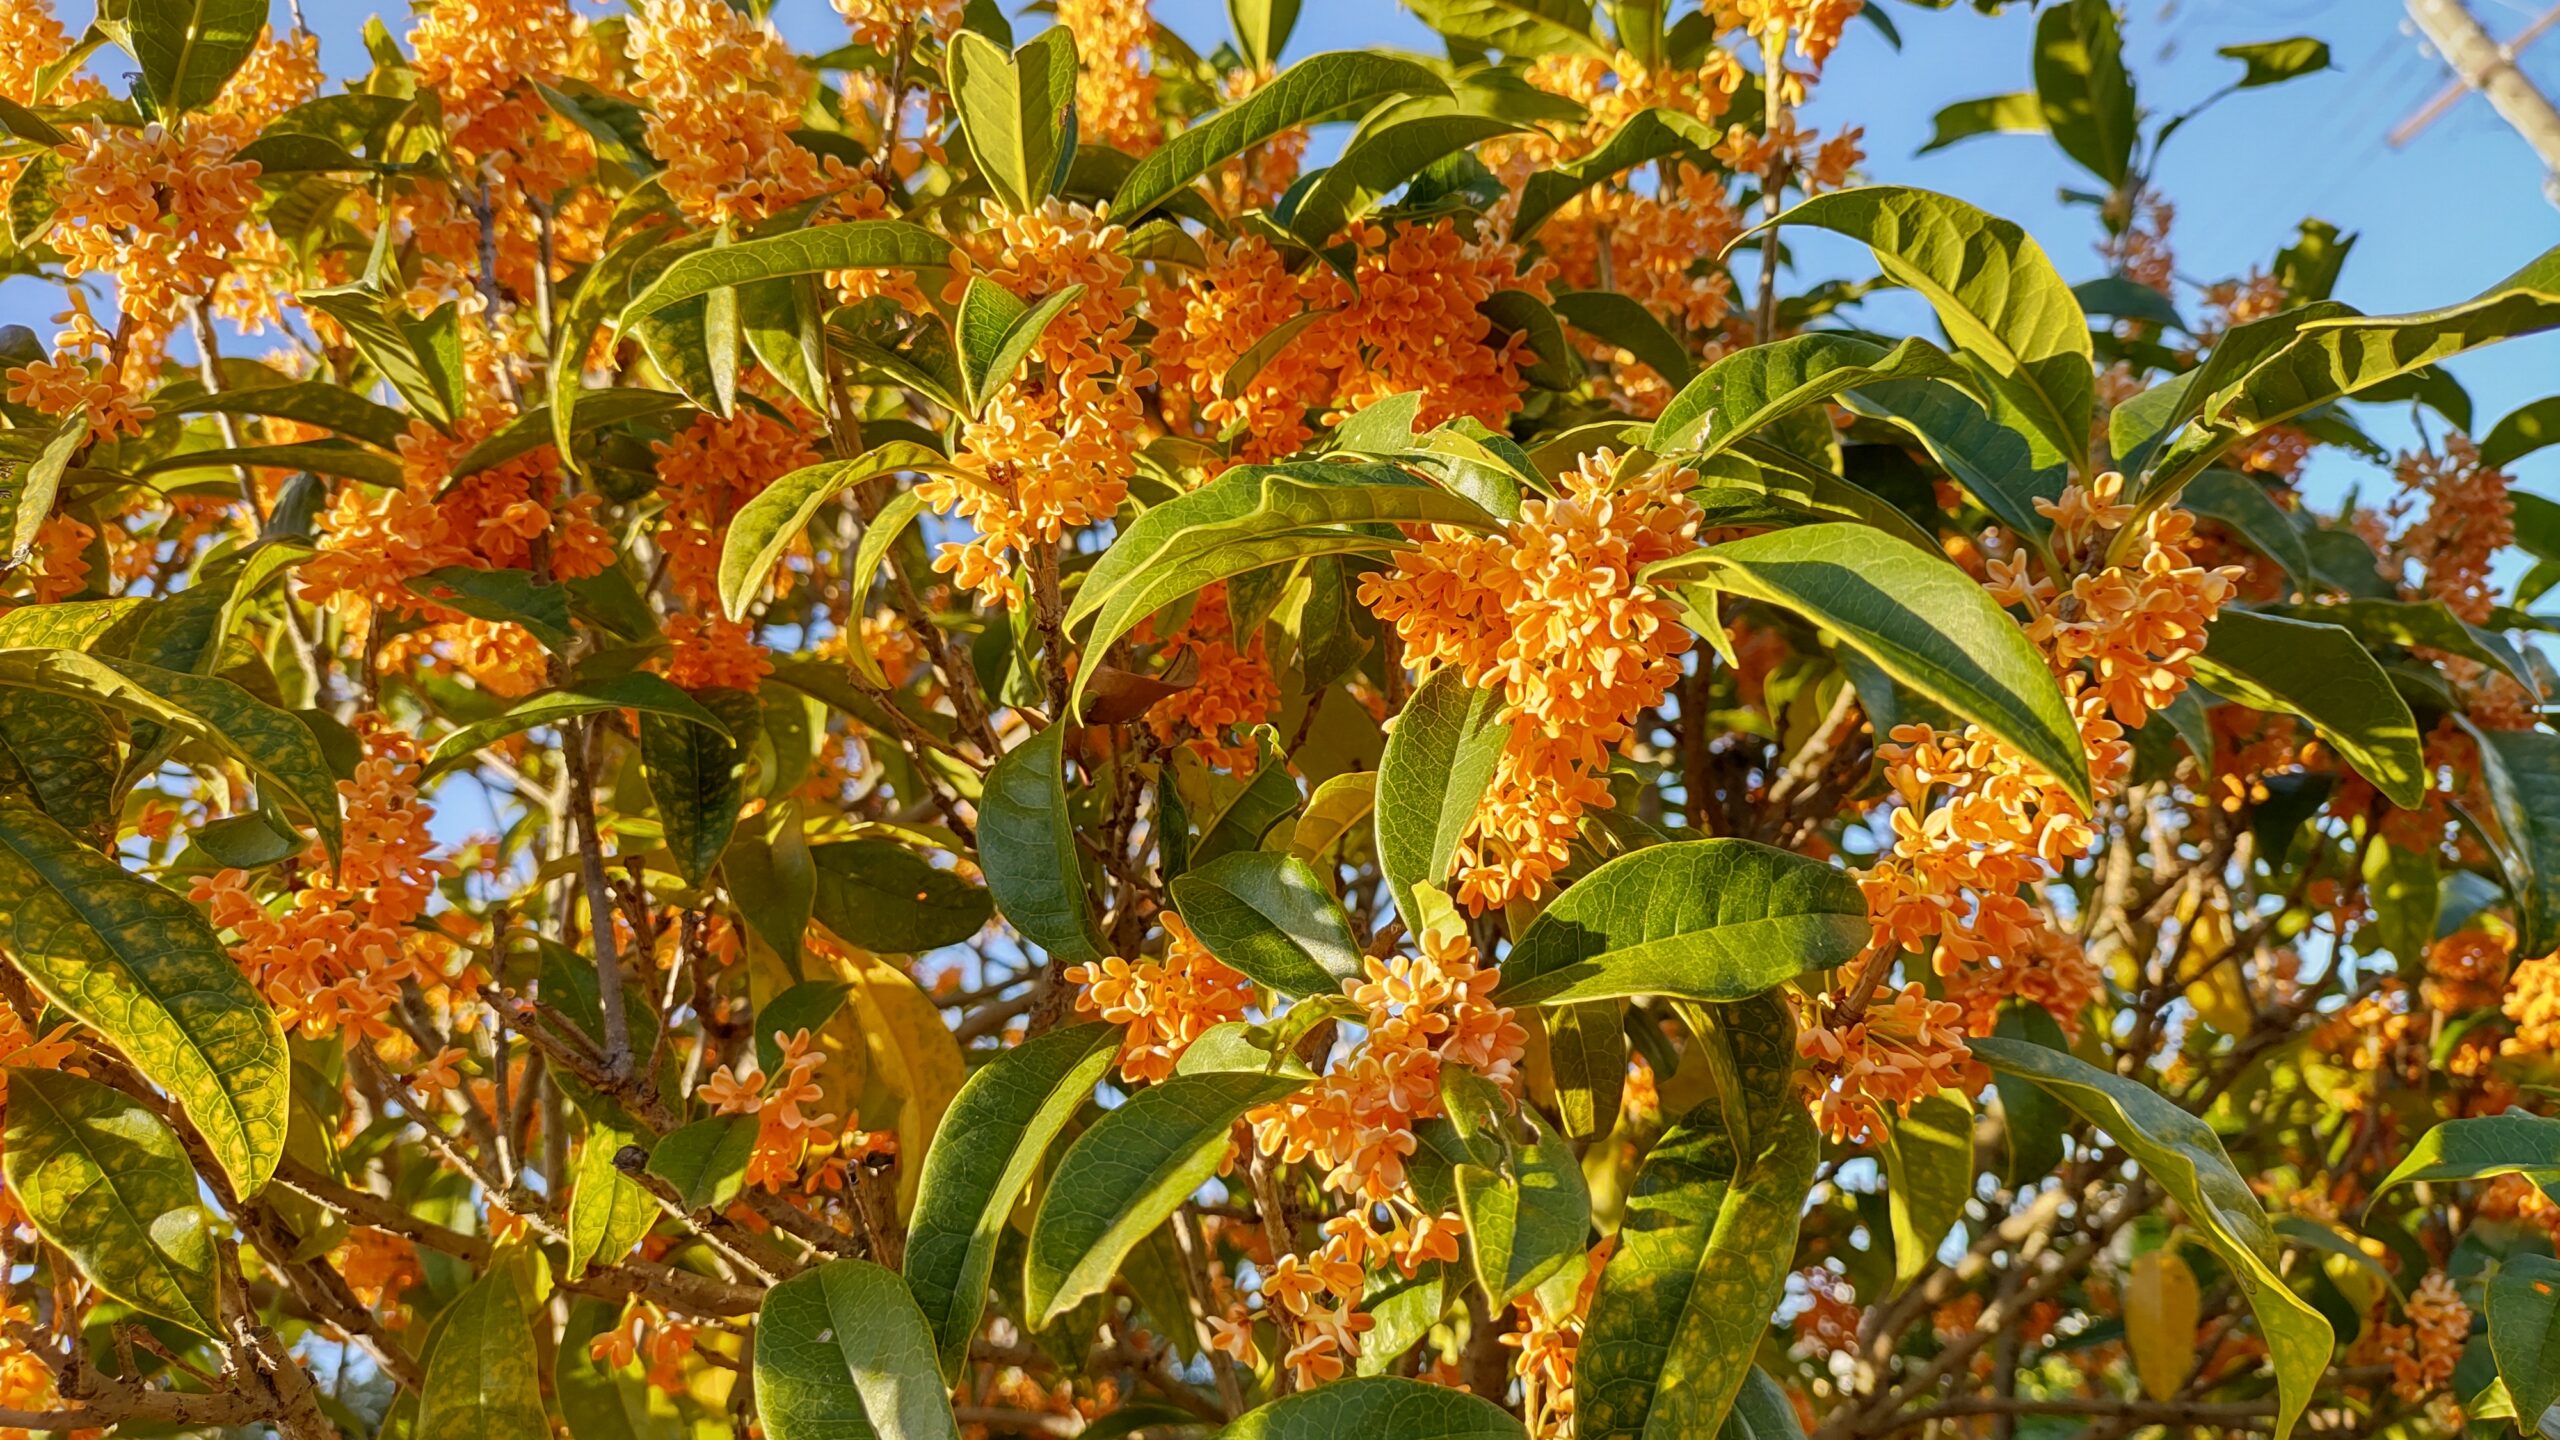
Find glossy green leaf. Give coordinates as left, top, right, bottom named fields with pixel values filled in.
left=136, top=439, right=401, bottom=490
left=727, top=817, right=816, bottom=975
left=568, top=1120, right=658, bottom=1280
left=1879, top=1089, right=1973, bottom=1294
left=1765, top=187, right=2092, bottom=473
left=811, top=839, right=994, bottom=953
left=0, top=685, right=116, bottom=847
left=1067, top=462, right=1491, bottom=717
left=619, top=222, right=958, bottom=331
left=0, top=407, right=87, bottom=568
left=0, top=645, right=344, bottom=856
left=2267, top=597, right=2537, bottom=697
left=1025, top=1069, right=1306, bottom=1323
left=948, top=26, right=1080, bottom=215
left=721, top=444, right=951, bottom=621
left=1718, top=1368, right=1807, bottom=1440
left=957, top=280, right=1085, bottom=416
left=757, top=1258, right=962, bottom=1440
left=419, top=1259, right=548, bottom=1440
left=753, top=981, right=855, bottom=1076
left=1113, top=52, right=1451, bottom=218
left=2032, top=0, right=2135, bottom=186
left=447, top=388, right=690, bottom=485
left=170, top=379, right=410, bottom=450
left=2375, top=1112, right=2560, bottom=1202
left=906, top=1022, right=1118, bottom=1376
left=1171, top=849, right=1362, bottom=997
left=1918, top=92, right=2042, bottom=155
left=3, top=1068, right=221, bottom=1334
left=1514, top=107, right=1717, bottom=240
left=425, top=671, right=735, bottom=777
left=1500, top=839, right=1866, bottom=1005
left=1971, top=1036, right=2333, bottom=1440
left=1651, top=524, right=2091, bottom=810
left=0, top=797, right=288, bottom=1196
left=2472, top=728, right=2560, bottom=958
left=1215, top=1377, right=1526, bottom=1440
left=1845, top=379, right=2065, bottom=546
left=2481, top=394, right=2560, bottom=469
left=2491, top=1253, right=2560, bottom=1430
left=551, top=223, right=677, bottom=468
left=979, top=724, right=1104, bottom=964
left=298, top=285, right=459, bottom=430
left=1545, top=1000, right=1625, bottom=1140
left=2181, top=472, right=2312, bottom=594
left=406, top=566, right=575, bottom=652
left=2191, top=608, right=2424, bottom=809
left=1289, top=114, right=1525, bottom=245
left=1651, top=334, right=1974, bottom=456
left=124, top=0, right=263, bottom=114
left=1459, top=1118, right=1591, bottom=1304
left=2221, top=36, right=2331, bottom=89
left=1402, top=0, right=1603, bottom=59
left=1688, top=446, right=1938, bottom=554
left=1375, top=664, right=1508, bottom=934
left=1552, top=289, right=1694, bottom=390
left=1576, top=1086, right=1818, bottom=1437
left=646, top=1113, right=759, bottom=1213
left=641, top=687, right=757, bottom=887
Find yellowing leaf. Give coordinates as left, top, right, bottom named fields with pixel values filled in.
left=2125, top=1248, right=2201, bottom=1401
left=830, top=947, right=967, bottom=1217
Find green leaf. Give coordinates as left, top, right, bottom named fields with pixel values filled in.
left=1228, top=0, right=1301, bottom=69
left=140, top=439, right=404, bottom=488
left=728, top=818, right=816, bottom=975
left=2220, top=36, right=2331, bottom=89
left=1552, top=289, right=1694, bottom=390
left=2145, top=248, right=2560, bottom=498
left=720, top=444, right=951, bottom=621
left=2471, top=728, right=2560, bottom=958
left=0, top=646, right=346, bottom=856
left=2490, top=1253, right=2560, bottom=1431
left=980, top=724, right=1105, bottom=965
left=1025, top=1068, right=1306, bottom=1323
left=618, top=222, right=958, bottom=331
left=2181, top=472, right=2312, bottom=594
left=2190, top=609, right=2423, bottom=809
left=1576, top=1088, right=1818, bottom=1437
left=1375, top=664, right=1508, bottom=934
left=298, top=285, right=459, bottom=431
left=755, top=1258, right=963, bottom=1440
left=1650, top=524, right=2091, bottom=811
left=957, top=280, right=1084, bottom=416
left=3, top=1068, right=221, bottom=1334
left=948, top=26, right=1080, bottom=215
left=1512, top=107, right=1716, bottom=240
left=2375, top=1112, right=2560, bottom=1202
left=552, top=223, right=678, bottom=469
left=123, top=0, right=263, bottom=115
left=1719, top=1368, right=1807, bottom=1440
left=171, top=377, right=413, bottom=450
left=1917, top=92, right=2042, bottom=154
left=1545, top=1000, right=1624, bottom=1140
left=1970, top=1036, right=2334, bottom=1440
left=1459, top=1118, right=1591, bottom=1304
left=447, top=389, right=690, bottom=486
left=559, top=1298, right=683, bottom=1440
left=753, top=981, right=855, bottom=1076
left=1113, top=52, right=1451, bottom=219
left=1289, top=114, right=1526, bottom=245
left=646, top=1113, right=760, bottom=1212
left=2482, top=394, right=2560, bottom=469
left=641, top=688, right=757, bottom=887
left=905, top=1022, right=1118, bottom=1376
left=2, top=408, right=92, bottom=566
left=740, top=276, right=828, bottom=414
left=1213, top=1377, right=1526, bottom=1440
left=2032, top=0, right=2135, bottom=186
left=1066, top=462, right=1492, bottom=717
left=1879, top=1089, right=1973, bottom=1294
left=0, top=685, right=117, bottom=847
left=1765, top=187, right=2092, bottom=474
left=424, top=671, right=735, bottom=777
left=1651, top=334, right=1974, bottom=456
left=1171, top=849, right=1362, bottom=996
left=407, top=566, right=576, bottom=652
left=1402, top=0, right=1604, bottom=59
left=2073, top=275, right=2187, bottom=332
left=0, top=795, right=289, bottom=1195
left=567, top=1120, right=657, bottom=1280
left=1688, top=446, right=1938, bottom=555
left=1499, top=839, right=1868, bottom=1005
left=810, top=839, right=994, bottom=953
left=2267, top=597, right=2538, bottom=698
left=419, top=1260, right=549, bottom=1440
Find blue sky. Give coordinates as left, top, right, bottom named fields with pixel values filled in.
left=16, top=0, right=2560, bottom=511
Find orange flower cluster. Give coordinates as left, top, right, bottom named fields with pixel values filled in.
left=407, top=0, right=610, bottom=293
left=1792, top=1266, right=1863, bottom=1357
left=1361, top=451, right=1701, bottom=909
left=1151, top=218, right=1552, bottom=461
left=4, top=299, right=153, bottom=443
left=1059, top=0, right=1159, bottom=155
left=1143, top=584, right=1279, bottom=770
left=2392, top=433, right=2514, bottom=625
left=628, top=0, right=856, bottom=226
left=1503, top=1243, right=1610, bottom=1439
left=652, top=405, right=824, bottom=689
left=592, top=1300, right=702, bottom=1394
left=193, top=722, right=454, bottom=1038
left=1796, top=983, right=1971, bottom=1144
left=834, top=0, right=966, bottom=51
left=927, top=199, right=1150, bottom=599
left=1247, top=921, right=1528, bottom=1204
left=1827, top=476, right=2241, bottom=1139
left=703, top=1028, right=838, bottom=1191
left=49, top=120, right=262, bottom=352
left=2503, top=953, right=2560, bottom=1055
left=1066, top=914, right=1256, bottom=1084
left=1716, top=0, right=1868, bottom=67
left=2366, top=1271, right=2469, bottom=1403
left=0, top=0, right=93, bottom=107
left=2423, top=928, right=2511, bottom=1014
left=2100, top=186, right=2176, bottom=295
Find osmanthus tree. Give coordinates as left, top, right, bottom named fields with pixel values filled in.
left=6, top=0, right=2560, bottom=1436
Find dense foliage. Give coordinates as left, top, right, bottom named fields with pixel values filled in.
left=1, top=0, right=2559, bottom=1437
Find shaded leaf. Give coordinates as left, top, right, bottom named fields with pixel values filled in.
left=419, top=1260, right=548, bottom=1440
left=1214, top=1377, right=1525, bottom=1440
left=1375, top=664, right=1508, bottom=934
left=979, top=724, right=1104, bottom=964
left=719, top=445, right=953, bottom=622
left=1113, top=52, right=1451, bottom=218
left=1651, top=334, right=1973, bottom=456
left=424, top=671, right=734, bottom=777
left=619, top=222, right=958, bottom=330
left=755, top=1258, right=963, bottom=1440
left=2191, top=609, right=2423, bottom=809
left=811, top=840, right=993, bottom=954
left=1171, top=850, right=1363, bottom=996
